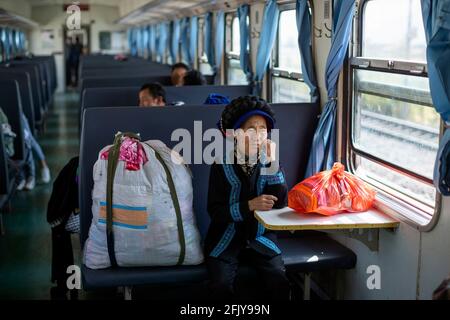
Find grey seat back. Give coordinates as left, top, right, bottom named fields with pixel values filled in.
left=81, top=85, right=252, bottom=111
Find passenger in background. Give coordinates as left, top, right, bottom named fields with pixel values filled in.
left=183, top=70, right=206, bottom=86
left=138, top=83, right=167, bottom=107
left=0, top=107, right=18, bottom=182
left=64, top=37, right=72, bottom=87
left=204, top=93, right=231, bottom=105
left=1, top=107, right=50, bottom=191
left=68, top=37, right=83, bottom=87
left=18, top=113, right=51, bottom=190
left=171, top=62, right=190, bottom=87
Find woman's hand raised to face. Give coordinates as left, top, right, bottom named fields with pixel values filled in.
left=261, top=139, right=276, bottom=163
left=248, top=194, right=278, bottom=211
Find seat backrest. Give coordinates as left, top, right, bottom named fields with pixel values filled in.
left=0, top=70, right=35, bottom=135
left=79, top=103, right=320, bottom=247
left=34, top=56, right=57, bottom=93
left=81, top=85, right=252, bottom=111
left=81, top=65, right=171, bottom=78
left=0, top=80, right=25, bottom=161
left=164, top=85, right=251, bottom=105
left=1, top=64, right=43, bottom=121
left=10, top=61, right=47, bottom=111
left=80, top=75, right=173, bottom=102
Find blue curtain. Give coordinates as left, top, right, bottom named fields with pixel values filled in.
left=154, top=25, right=160, bottom=62
left=189, top=16, right=198, bottom=67
left=214, top=11, right=225, bottom=82
left=11, top=29, right=16, bottom=55
left=254, top=0, right=280, bottom=95
left=170, top=20, right=180, bottom=64
left=158, top=23, right=168, bottom=63
left=305, top=0, right=355, bottom=177
left=421, top=0, right=450, bottom=195
left=128, top=28, right=137, bottom=57
left=297, top=0, right=319, bottom=102
left=238, top=5, right=253, bottom=82
left=204, top=12, right=215, bottom=72
left=180, top=18, right=190, bottom=64
left=133, top=28, right=139, bottom=57
left=146, top=25, right=152, bottom=60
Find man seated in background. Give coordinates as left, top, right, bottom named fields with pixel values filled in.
left=138, top=83, right=167, bottom=107
left=171, top=62, right=190, bottom=87
left=183, top=70, right=206, bottom=86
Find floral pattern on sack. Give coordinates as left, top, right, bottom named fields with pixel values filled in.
left=101, top=137, right=148, bottom=171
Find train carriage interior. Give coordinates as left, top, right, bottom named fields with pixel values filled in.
left=0, top=0, right=450, bottom=304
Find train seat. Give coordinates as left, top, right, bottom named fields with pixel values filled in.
left=0, top=70, right=36, bottom=136
left=80, top=85, right=252, bottom=110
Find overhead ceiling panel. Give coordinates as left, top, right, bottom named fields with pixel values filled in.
left=117, top=0, right=254, bottom=26
left=26, top=0, right=120, bottom=6
left=0, top=8, right=39, bottom=29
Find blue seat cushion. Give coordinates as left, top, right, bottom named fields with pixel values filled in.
left=81, top=232, right=356, bottom=290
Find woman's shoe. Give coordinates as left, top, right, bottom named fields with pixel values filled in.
left=41, top=166, right=51, bottom=184
left=25, top=176, right=35, bottom=190
left=16, top=179, right=26, bottom=191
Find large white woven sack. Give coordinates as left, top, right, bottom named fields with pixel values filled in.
left=84, top=139, right=204, bottom=269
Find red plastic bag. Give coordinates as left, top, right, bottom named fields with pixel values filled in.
left=288, top=162, right=376, bottom=216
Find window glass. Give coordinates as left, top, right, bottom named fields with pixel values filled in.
left=277, top=10, right=301, bottom=73
left=231, top=16, right=240, bottom=54
left=272, top=77, right=311, bottom=103
left=227, top=59, right=247, bottom=85
left=362, top=0, right=426, bottom=62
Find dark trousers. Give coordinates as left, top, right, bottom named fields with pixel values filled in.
left=206, top=250, right=290, bottom=301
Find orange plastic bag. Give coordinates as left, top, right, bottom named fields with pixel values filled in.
left=288, top=162, right=376, bottom=216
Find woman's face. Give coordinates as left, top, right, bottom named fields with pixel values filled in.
left=171, top=67, right=187, bottom=87
left=235, top=115, right=268, bottom=158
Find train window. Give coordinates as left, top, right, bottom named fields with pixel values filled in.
left=271, top=9, right=310, bottom=103
left=14, top=30, right=20, bottom=54
left=349, top=0, right=439, bottom=223
left=1, top=28, right=8, bottom=60
left=198, top=17, right=214, bottom=76
left=142, top=28, right=149, bottom=59
left=99, top=31, right=112, bottom=51
left=226, top=15, right=248, bottom=85
left=362, top=0, right=426, bottom=62
left=15, top=31, right=21, bottom=53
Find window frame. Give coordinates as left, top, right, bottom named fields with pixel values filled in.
left=344, top=0, right=442, bottom=231
left=268, top=3, right=311, bottom=103
left=225, top=12, right=248, bottom=85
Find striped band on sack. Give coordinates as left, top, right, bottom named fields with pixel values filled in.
left=98, top=201, right=147, bottom=230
